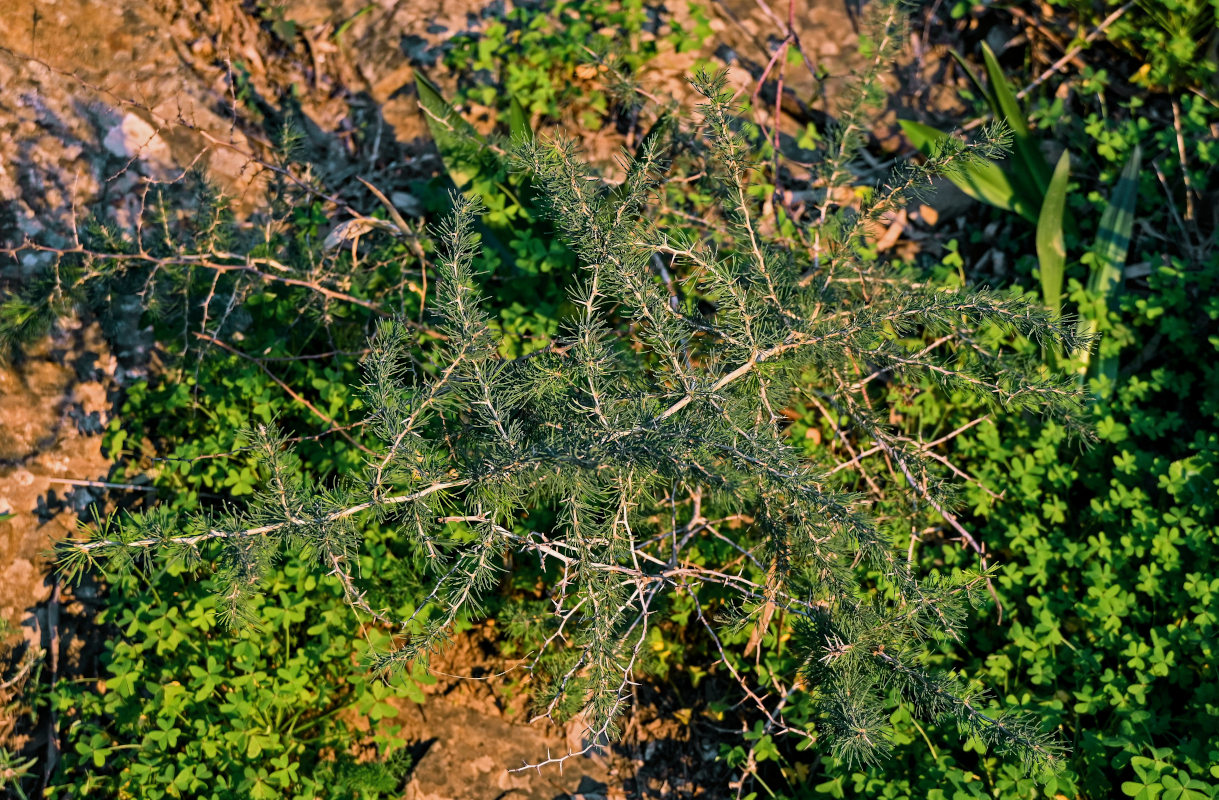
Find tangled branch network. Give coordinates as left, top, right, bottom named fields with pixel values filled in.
left=60, top=70, right=1083, bottom=775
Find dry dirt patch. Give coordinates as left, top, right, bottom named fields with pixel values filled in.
left=0, top=321, right=113, bottom=766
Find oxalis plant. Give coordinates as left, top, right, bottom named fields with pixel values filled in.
left=59, top=67, right=1085, bottom=777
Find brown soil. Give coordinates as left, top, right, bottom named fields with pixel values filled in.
left=392, top=628, right=618, bottom=800
left=0, top=322, right=111, bottom=631
left=387, top=624, right=731, bottom=799
left=0, top=321, right=113, bottom=771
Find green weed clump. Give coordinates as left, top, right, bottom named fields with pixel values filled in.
left=1, top=10, right=646, bottom=792
left=1085, top=0, right=1218, bottom=90
left=441, top=0, right=710, bottom=129
left=49, top=562, right=419, bottom=800
left=27, top=169, right=435, bottom=800
left=9, top=1, right=1216, bottom=797
left=54, top=14, right=1086, bottom=777
left=803, top=13, right=1219, bottom=798
left=811, top=238, right=1219, bottom=798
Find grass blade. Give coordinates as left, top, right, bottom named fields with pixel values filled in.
left=508, top=96, right=533, bottom=143
left=949, top=50, right=990, bottom=106
left=1077, top=145, right=1142, bottom=386
left=1087, top=146, right=1142, bottom=300
left=1036, top=150, right=1071, bottom=313
left=900, top=120, right=1037, bottom=222
left=415, top=73, right=486, bottom=191
left=980, top=43, right=1051, bottom=201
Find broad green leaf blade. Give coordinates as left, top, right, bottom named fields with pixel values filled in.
left=508, top=96, right=533, bottom=143
left=415, top=73, right=485, bottom=190
left=980, top=43, right=1051, bottom=199
left=979, top=44, right=1029, bottom=138
left=1036, top=150, right=1071, bottom=313
left=1078, top=145, right=1142, bottom=386
left=414, top=74, right=515, bottom=265
left=948, top=50, right=990, bottom=106
left=1087, top=145, right=1142, bottom=299
left=899, top=120, right=1036, bottom=223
